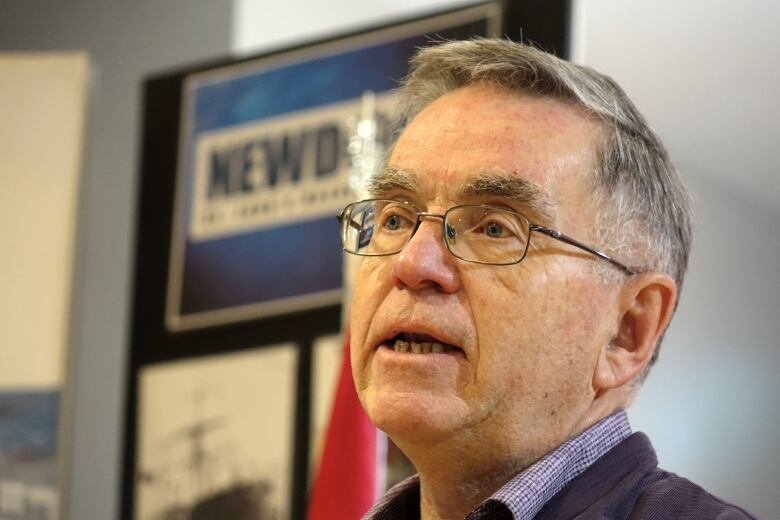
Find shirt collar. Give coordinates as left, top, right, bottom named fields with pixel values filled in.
left=362, top=409, right=632, bottom=520
left=470, top=409, right=632, bottom=519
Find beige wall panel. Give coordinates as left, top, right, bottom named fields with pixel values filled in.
left=0, top=53, right=88, bottom=387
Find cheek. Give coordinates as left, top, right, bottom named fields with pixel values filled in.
left=527, top=275, right=615, bottom=397
left=553, top=275, right=616, bottom=344
left=469, top=269, right=606, bottom=383
left=349, top=259, right=390, bottom=353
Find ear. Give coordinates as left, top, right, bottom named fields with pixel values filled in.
left=593, top=272, right=678, bottom=391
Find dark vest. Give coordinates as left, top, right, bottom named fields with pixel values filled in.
left=535, top=432, right=757, bottom=519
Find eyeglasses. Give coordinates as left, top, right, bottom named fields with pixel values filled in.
left=338, top=199, right=636, bottom=275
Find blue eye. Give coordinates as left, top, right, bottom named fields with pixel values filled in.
left=485, top=222, right=503, bottom=237
left=385, top=214, right=402, bottom=230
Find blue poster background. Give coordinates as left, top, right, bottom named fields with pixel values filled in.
left=174, top=17, right=491, bottom=325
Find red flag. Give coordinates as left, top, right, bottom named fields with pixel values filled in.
left=308, top=330, right=384, bottom=519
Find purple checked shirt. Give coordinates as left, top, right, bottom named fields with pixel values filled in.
left=362, top=410, right=632, bottom=520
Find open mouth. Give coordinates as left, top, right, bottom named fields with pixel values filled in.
left=382, top=333, right=462, bottom=354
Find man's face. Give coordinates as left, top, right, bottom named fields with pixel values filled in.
left=350, top=84, right=621, bottom=457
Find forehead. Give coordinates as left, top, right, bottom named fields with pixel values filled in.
left=384, top=84, right=602, bottom=218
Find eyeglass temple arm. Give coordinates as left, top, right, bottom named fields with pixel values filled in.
left=531, top=225, right=637, bottom=276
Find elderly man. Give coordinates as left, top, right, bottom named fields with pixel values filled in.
left=338, top=39, right=754, bottom=519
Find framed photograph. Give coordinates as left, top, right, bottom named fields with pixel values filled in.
left=134, top=344, right=297, bottom=519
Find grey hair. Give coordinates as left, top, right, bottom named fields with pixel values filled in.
left=396, top=38, right=693, bottom=369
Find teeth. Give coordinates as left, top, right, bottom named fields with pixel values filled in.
left=392, top=339, right=453, bottom=354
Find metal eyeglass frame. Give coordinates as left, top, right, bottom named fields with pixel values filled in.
left=338, top=199, right=637, bottom=276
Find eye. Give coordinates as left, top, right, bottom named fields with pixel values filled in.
left=385, top=214, right=403, bottom=230
left=469, top=210, right=523, bottom=240
left=484, top=221, right=504, bottom=238
left=377, top=204, right=415, bottom=232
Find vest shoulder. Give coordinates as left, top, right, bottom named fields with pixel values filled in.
left=629, top=470, right=758, bottom=520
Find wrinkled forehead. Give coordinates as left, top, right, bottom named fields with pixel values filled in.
left=377, top=85, right=603, bottom=225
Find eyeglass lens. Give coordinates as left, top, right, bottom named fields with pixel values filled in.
left=342, top=200, right=531, bottom=264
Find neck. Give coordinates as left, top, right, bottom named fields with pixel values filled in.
left=416, top=451, right=523, bottom=520
left=395, top=430, right=539, bottom=520
left=398, top=393, right=628, bottom=520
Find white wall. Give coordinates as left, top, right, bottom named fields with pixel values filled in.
left=572, top=1, right=779, bottom=517
left=232, top=0, right=479, bottom=55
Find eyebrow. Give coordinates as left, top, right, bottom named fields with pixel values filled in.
left=460, top=171, right=556, bottom=223
left=367, top=167, right=555, bottom=224
left=366, top=166, right=418, bottom=196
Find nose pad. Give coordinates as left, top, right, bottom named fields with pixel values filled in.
left=390, top=218, right=461, bottom=293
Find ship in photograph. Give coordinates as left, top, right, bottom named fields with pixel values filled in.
left=134, top=345, right=296, bottom=520
left=137, top=414, right=278, bottom=520
left=189, top=482, right=273, bottom=520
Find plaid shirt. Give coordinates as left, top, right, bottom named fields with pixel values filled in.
left=363, top=410, right=632, bottom=520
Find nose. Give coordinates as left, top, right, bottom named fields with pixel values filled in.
left=390, top=216, right=461, bottom=293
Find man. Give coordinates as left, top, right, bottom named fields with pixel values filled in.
left=338, top=39, right=755, bottom=519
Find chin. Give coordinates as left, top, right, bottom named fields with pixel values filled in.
left=360, top=386, right=467, bottom=444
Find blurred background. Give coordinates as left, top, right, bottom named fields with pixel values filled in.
left=0, top=0, right=777, bottom=518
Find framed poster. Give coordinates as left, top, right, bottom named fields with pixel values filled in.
left=125, top=1, right=571, bottom=518
left=0, top=53, right=89, bottom=520
left=165, top=2, right=503, bottom=332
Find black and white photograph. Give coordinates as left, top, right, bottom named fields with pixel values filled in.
left=134, top=345, right=297, bottom=520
